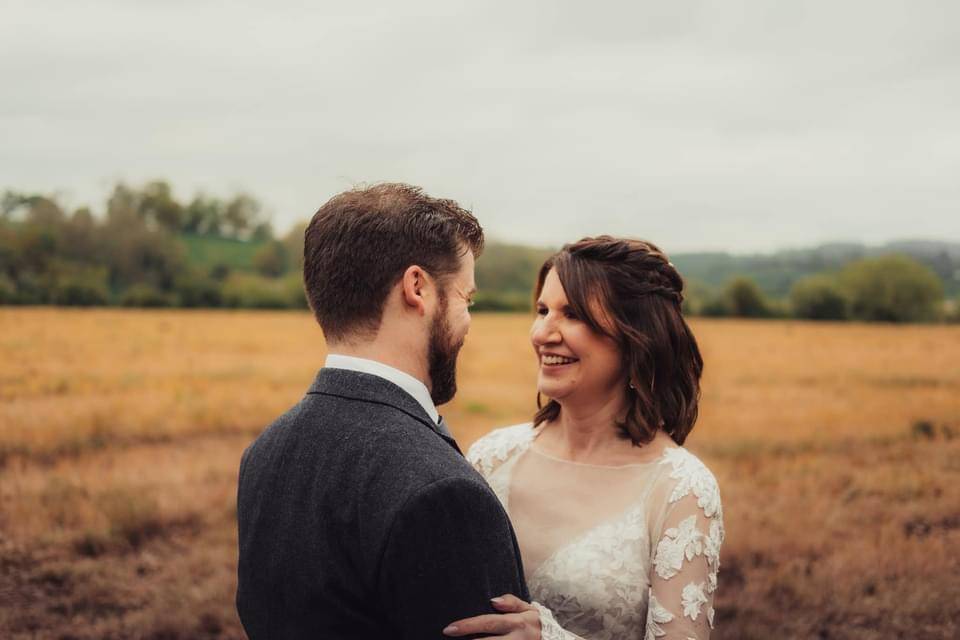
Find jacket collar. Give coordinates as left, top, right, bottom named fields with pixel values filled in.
left=323, top=354, right=439, bottom=423
left=307, top=368, right=461, bottom=454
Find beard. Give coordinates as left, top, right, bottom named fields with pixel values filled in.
left=427, top=293, right=464, bottom=406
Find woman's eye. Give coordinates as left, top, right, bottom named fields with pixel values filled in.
left=536, top=307, right=547, bottom=316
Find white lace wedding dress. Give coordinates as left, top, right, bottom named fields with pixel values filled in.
left=467, top=423, right=724, bottom=640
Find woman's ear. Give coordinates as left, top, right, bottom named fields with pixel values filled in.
left=401, top=265, right=429, bottom=315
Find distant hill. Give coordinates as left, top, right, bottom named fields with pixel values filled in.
left=8, top=180, right=953, bottom=314
left=671, top=240, right=960, bottom=298
left=181, top=233, right=266, bottom=272
left=473, top=242, right=554, bottom=310
left=178, top=233, right=960, bottom=302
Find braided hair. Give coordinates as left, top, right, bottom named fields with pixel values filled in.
left=533, top=236, right=703, bottom=446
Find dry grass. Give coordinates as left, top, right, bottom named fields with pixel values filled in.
left=1, top=308, right=958, bottom=639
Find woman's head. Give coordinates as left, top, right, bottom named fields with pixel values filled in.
left=531, top=236, right=703, bottom=446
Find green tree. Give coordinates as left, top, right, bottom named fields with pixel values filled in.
left=790, top=274, right=848, bottom=320
left=1, top=191, right=31, bottom=219
left=106, top=184, right=140, bottom=224
left=221, top=273, right=290, bottom=308
left=679, top=277, right=713, bottom=316
left=946, top=297, right=960, bottom=323
left=840, top=254, right=944, bottom=322
left=699, top=295, right=731, bottom=317
left=15, top=217, right=62, bottom=274
left=51, top=265, right=110, bottom=306
left=222, top=194, right=264, bottom=239
left=101, top=195, right=186, bottom=292
left=251, top=221, right=274, bottom=242
left=183, top=195, right=224, bottom=235
left=476, top=243, right=554, bottom=297
left=282, top=221, right=308, bottom=271
left=209, top=262, right=232, bottom=281
left=282, top=272, right=308, bottom=309
left=0, top=273, right=15, bottom=303
left=25, top=196, right=66, bottom=226
left=139, top=181, right=183, bottom=231
left=173, top=270, right=223, bottom=307
left=723, top=277, right=771, bottom=318
left=61, top=207, right=100, bottom=264
left=252, top=241, right=288, bottom=277
left=120, top=283, right=174, bottom=307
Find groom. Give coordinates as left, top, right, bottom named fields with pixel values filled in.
left=236, top=183, right=529, bottom=638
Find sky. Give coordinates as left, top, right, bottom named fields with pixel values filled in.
left=2, top=0, right=959, bottom=253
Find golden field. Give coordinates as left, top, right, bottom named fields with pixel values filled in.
left=1, top=308, right=958, bottom=639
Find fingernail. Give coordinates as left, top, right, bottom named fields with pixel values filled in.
left=443, top=625, right=458, bottom=634
left=491, top=596, right=504, bottom=604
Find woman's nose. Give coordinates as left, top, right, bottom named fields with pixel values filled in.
left=531, top=316, right=561, bottom=345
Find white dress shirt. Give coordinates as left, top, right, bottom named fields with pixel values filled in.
left=323, top=353, right=440, bottom=424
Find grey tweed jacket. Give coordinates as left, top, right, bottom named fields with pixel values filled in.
left=236, top=367, right=529, bottom=639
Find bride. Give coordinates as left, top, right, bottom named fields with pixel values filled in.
left=444, top=236, right=723, bottom=640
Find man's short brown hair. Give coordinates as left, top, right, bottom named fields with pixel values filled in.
left=303, top=183, right=484, bottom=343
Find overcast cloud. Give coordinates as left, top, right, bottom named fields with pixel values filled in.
left=2, top=0, right=958, bottom=252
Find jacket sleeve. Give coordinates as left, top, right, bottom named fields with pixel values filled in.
left=377, top=475, right=529, bottom=639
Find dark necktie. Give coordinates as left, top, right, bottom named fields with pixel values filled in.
left=436, top=416, right=462, bottom=455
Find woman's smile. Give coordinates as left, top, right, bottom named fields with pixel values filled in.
left=540, top=352, right=579, bottom=369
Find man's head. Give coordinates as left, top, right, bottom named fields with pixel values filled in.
left=304, top=183, right=482, bottom=404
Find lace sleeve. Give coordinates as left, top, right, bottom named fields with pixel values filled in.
left=531, top=602, right=588, bottom=640
left=645, top=462, right=724, bottom=640
left=465, top=423, right=534, bottom=479
left=464, top=439, right=488, bottom=475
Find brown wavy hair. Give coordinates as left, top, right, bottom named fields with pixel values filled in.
left=533, top=236, right=703, bottom=446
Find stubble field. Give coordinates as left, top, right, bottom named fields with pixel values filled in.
left=1, top=308, right=958, bottom=639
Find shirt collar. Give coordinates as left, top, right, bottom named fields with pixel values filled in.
left=323, top=353, right=440, bottom=424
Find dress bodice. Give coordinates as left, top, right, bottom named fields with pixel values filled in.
left=468, top=423, right=724, bottom=640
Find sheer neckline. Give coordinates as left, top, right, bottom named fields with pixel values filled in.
left=527, top=423, right=675, bottom=469
left=527, top=443, right=672, bottom=469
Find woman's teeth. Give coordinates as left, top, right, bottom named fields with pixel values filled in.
left=543, top=355, right=577, bottom=365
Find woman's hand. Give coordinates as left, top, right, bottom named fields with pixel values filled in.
left=443, top=594, right=541, bottom=639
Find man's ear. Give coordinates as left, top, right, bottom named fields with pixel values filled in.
left=400, top=265, right=430, bottom=315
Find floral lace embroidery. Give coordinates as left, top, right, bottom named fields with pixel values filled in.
left=466, top=423, right=534, bottom=478
left=529, top=500, right=650, bottom=640
left=648, top=447, right=724, bottom=637
left=680, top=582, right=708, bottom=620
left=466, top=424, right=535, bottom=507
left=644, top=593, right=674, bottom=640
left=705, top=519, right=723, bottom=592
left=653, top=515, right=704, bottom=579
left=532, top=601, right=578, bottom=640
left=657, top=447, right=725, bottom=592
left=660, top=448, right=722, bottom=518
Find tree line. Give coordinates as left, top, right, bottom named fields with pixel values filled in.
left=0, top=182, right=305, bottom=309
left=682, top=257, right=949, bottom=323
left=0, top=181, right=955, bottom=322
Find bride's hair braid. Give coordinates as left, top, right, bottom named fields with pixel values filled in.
left=567, top=237, right=684, bottom=306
